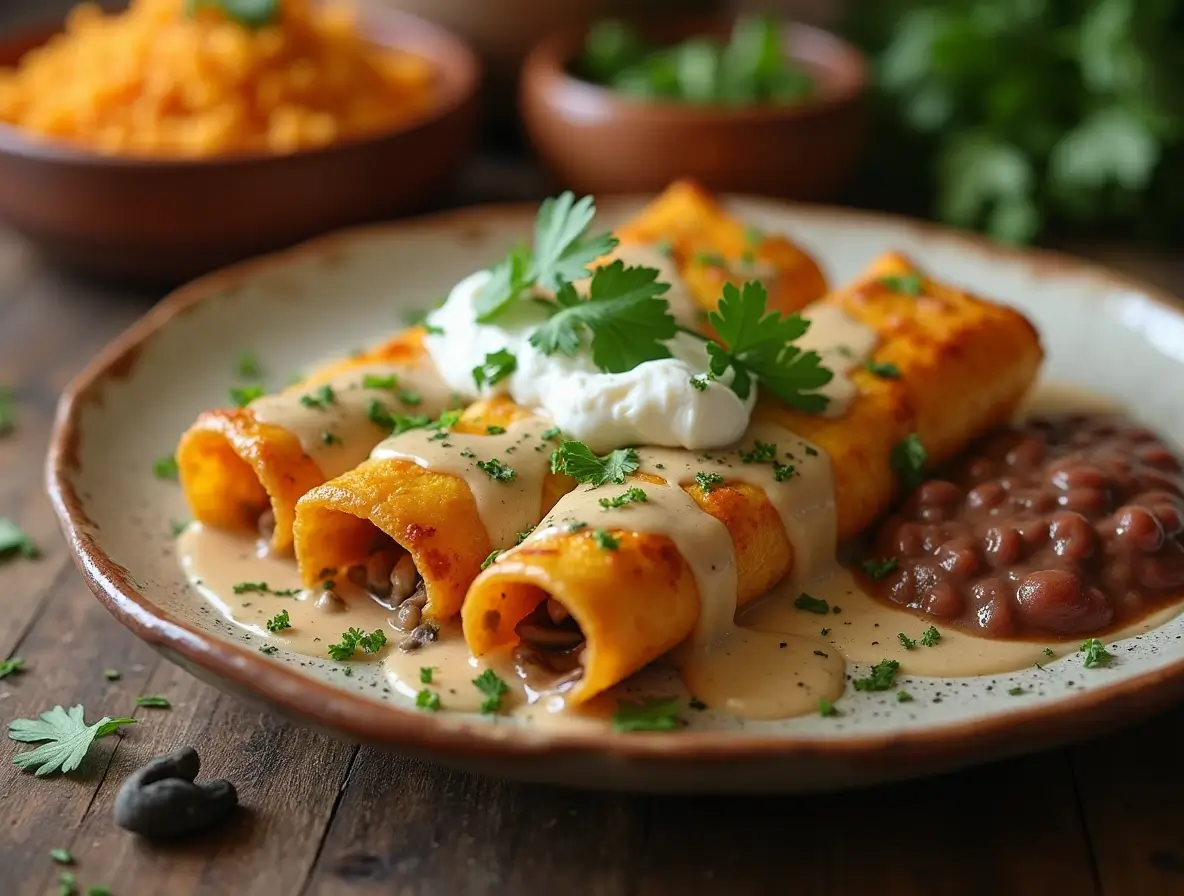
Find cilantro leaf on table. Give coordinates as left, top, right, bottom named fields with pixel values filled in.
left=8, top=705, right=135, bottom=776
left=550, top=440, right=640, bottom=486
left=530, top=192, right=618, bottom=291
left=0, top=518, right=38, bottom=561
left=529, top=262, right=676, bottom=373
left=706, top=281, right=832, bottom=410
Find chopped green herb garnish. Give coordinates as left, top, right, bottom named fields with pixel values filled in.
left=612, top=697, right=681, bottom=732
left=0, top=519, right=38, bottom=560
left=694, top=471, right=725, bottom=493
left=695, top=251, right=727, bottom=268
left=187, top=0, right=279, bottom=29
left=1008, top=686, right=1025, bottom=696
left=689, top=374, right=711, bottom=392
left=896, top=690, right=914, bottom=703
left=153, top=456, right=179, bottom=480
left=1080, top=638, right=1112, bottom=668
left=529, top=260, right=677, bottom=373
left=49, top=848, right=73, bottom=865
left=878, top=273, right=925, bottom=296
left=918, top=626, right=940, bottom=647
left=265, top=610, right=291, bottom=633
left=598, top=487, right=647, bottom=510
left=865, top=359, right=901, bottom=379
left=853, top=659, right=901, bottom=692
left=486, top=425, right=507, bottom=435
left=419, top=667, right=434, bottom=684
left=473, top=668, right=509, bottom=714
left=8, top=705, right=136, bottom=776
left=820, top=627, right=831, bottom=636
left=738, top=440, right=777, bottom=464
left=362, top=374, right=399, bottom=389
left=480, top=550, right=502, bottom=570
left=135, top=696, right=170, bottom=708
left=103, top=669, right=120, bottom=681
left=0, top=657, right=25, bottom=679
left=1043, top=647, right=1055, bottom=658
left=550, top=440, right=639, bottom=485
left=0, top=386, right=14, bottom=436
left=230, top=384, right=264, bottom=407
left=861, top=557, right=899, bottom=580
left=890, top=433, right=927, bottom=490
left=592, top=529, right=620, bottom=551
left=772, top=463, right=796, bottom=482
left=299, top=384, right=336, bottom=410
left=745, top=225, right=764, bottom=246
left=472, top=348, right=518, bottom=390
left=654, top=238, right=674, bottom=257
left=706, top=280, right=832, bottom=411
left=170, top=519, right=189, bottom=537
left=898, top=632, right=917, bottom=650
left=321, top=431, right=343, bottom=447
left=818, top=697, right=838, bottom=717
left=794, top=593, right=829, bottom=614
left=541, top=426, right=562, bottom=441
left=476, top=458, right=516, bottom=482
left=327, top=627, right=388, bottom=661
left=416, top=689, right=441, bottom=711
left=259, top=645, right=278, bottom=655
left=568, top=521, right=588, bottom=532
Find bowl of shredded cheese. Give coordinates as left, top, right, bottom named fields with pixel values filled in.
left=0, top=0, right=480, bottom=282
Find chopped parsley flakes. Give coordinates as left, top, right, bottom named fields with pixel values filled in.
left=473, top=668, right=509, bottom=714
left=897, top=632, right=917, bottom=650
left=891, top=433, right=928, bottom=490
left=920, top=626, right=941, bottom=647
left=265, top=610, right=291, bottom=633
left=327, top=627, right=388, bottom=660
left=794, top=593, right=830, bottom=614
left=612, top=697, right=681, bottom=732
left=229, top=385, right=264, bottom=407
left=486, top=425, right=507, bottom=435
left=0, top=657, right=26, bottom=679
left=153, top=455, right=179, bottom=480
left=877, top=273, right=924, bottom=295
left=598, top=487, right=647, bottom=510
left=135, top=696, right=171, bottom=708
left=689, top=374, right=710, bottom=392
left=299, top=384, right=336, bottom=410
left=480, top=550, right=502, bottom=570
left=861, top=557, right=898, bottom=580
left=476, top=458, right=516, bottom=482
left=550, top=440, right=639, bottom=485
left=739, top=440, right=777, bottom=464
left=362, top=373, right=399, bottom=389
left=818, top=697, right=838, bottom=717
left=852, top=659, right=901, bottom=692
left=419, top=667, right=434, bottom=684
left=1080, top=638, right=1112, bottom=668
left=416, top=689, right=441, bottom=711
left=231, top=582, right=299, bottom=596
left=592, top=529, right=620, bottom=551
left=865, top=359, right=901, bottom=379
left=694, top=471, right=725, bottom=493
left=0, top=519, right=38, bottom=561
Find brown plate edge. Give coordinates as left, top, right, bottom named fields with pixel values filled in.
left=44, top=197, right=1184, bottom=776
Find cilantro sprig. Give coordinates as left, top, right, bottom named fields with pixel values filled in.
left=706, top=281, right=833, bottom=410
left=612, top=697, right=681, bottom=732
left=9, top=705, right=135, bottom=776
left=472, top=349, right=518, bottom=390
left=550, top=440, right=639, bottom=486
left=529, top=262, right=677, bottom=373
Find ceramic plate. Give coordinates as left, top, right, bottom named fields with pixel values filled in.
left=48, top=197, right=1184, bottom=792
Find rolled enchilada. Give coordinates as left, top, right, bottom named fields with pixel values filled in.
left=176, top=327, right=455, bottom=555
left=462, top=251, right=1045, bottom=703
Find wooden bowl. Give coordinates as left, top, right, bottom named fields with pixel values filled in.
left=0, top=9, right=481, bottom=284
left=520, top=18, right=867, bottom=201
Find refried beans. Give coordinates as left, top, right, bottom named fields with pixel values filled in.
left=862, top=413, right=1184, bottom=638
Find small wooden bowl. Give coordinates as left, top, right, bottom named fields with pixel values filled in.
left=520, top=18, right=867, bottom=201
left=0, top=9, right=481, bottom=284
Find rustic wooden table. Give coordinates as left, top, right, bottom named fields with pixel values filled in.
left=3, top=160, right=1184, bottom=896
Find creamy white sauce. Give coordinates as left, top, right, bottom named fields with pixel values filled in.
left=369, top=416, right=554, bottom=549
left=249, top=358, right=454, bottom=479
left=798, top=304, right=881, bottom=417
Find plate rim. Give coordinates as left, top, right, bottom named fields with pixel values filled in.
left=46, top=197, right=1184, bottom=769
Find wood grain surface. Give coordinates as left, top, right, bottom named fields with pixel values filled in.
left=3, top=152, right=1184, bottom=894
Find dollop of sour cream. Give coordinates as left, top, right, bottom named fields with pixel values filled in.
left=424, top=269, right=755, bottom=453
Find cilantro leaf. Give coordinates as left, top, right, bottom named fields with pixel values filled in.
left=0, top=519, right=38, bottom=560
left=327, top=627, right=387, bottom=660
left=694, top=471, right=725, bottom=493
left=0, top=657, right=25, bottom=679
left=480, top=550, right=502, bottom=570
left=877, top=273, right=924, bottom=295
left=362, top=374, right=399, bottom=390
left=920, top=626, right=941, bottom=647
left=818, top=697, right=838, bottom=717
left=898, top=632, right=917, bottom=650
left=8, top=705, right=136, bottom=776
left=154, top=456, right=179, bottom=480
left=529, top=261, right=676, bottom=373
left=230, top=385, right=265, bottom=407
left=612, top=697, right=682, bottom=732
left=530, top=191, right=618, bottom=291
left=592, top=529, right=620, bottom=550
left=475, top=243, right=533, bottom=322
left=706, top=281, right=833, bottom=410
left=794, top=593, right=830, bottom=614
left=861, top=557, right=898, bottom=580
left=550, top=440, right=639, bottom=485
left=265, top=610, right=291, bottom=632
left=476, top=458, right=516, bottom=482
left=891, top=433, right=928, bottom=489
left=472, top=349, right=518, bottom=389
left=865, top=360, right=901, bottom=379
left=416, top=689, right=441, bottom=711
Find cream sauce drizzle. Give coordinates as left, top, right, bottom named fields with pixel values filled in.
left=798, top=304, right=880, bottom=418
left=370, top=416, right=554, bottom=549
left=249, top=357, right=453, bottom=479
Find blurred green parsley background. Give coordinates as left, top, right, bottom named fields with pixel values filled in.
left=845, top=0, right=1184, bottom=243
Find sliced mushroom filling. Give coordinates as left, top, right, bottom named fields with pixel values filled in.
left=512, top=599, right=586, bottom=694
left=344, top=539, right=436, bottom=650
